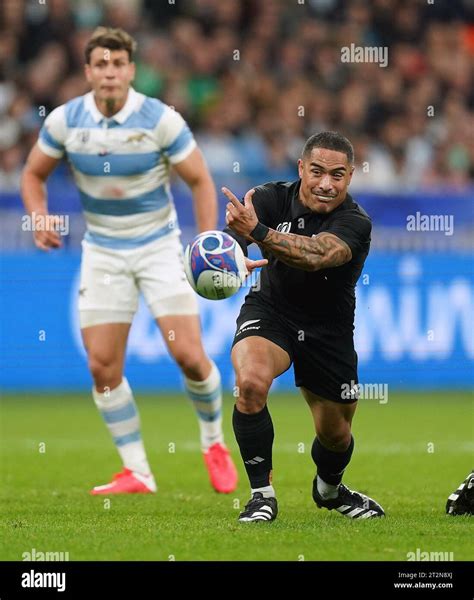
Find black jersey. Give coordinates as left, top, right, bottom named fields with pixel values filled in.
left=225, top=180, right=372, bottom=329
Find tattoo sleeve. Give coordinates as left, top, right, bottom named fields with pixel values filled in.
left=259, top=230, right=352, bottom=271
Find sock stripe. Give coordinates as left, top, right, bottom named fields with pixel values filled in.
left=183, top=362, right=224, bottom=449
left=92, top=378, right=151, bottom=475
left=114, top=431, right=142, bottom=447
left=102, top=401, right=137, bottom=424
left=108, top=416, right=140, bottom=438
left=186, top=388, right=221, bottom=403
left=193, top=398, right=221, bottom=413
left=196, top=408, right=222, bottom=422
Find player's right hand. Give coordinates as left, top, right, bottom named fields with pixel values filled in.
left=33, top=215, right=63, bottom=251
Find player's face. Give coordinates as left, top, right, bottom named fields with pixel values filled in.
left=298, top=148, right=354, bottom=214
left=85, top=48, right=135, bottom=106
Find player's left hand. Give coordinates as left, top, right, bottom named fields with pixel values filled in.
left=244, top=256, right=268, bottom=274
left=222, top=187, right=258, bottom=238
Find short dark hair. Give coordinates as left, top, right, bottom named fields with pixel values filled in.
left=85, top=27, right=137, bottom=64
left=302, top=131, right=354, bottom=165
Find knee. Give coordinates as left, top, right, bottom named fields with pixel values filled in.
left=88, top=353, right=121, bottom=388
left=236, top=370, right=272, bottom=413
left=317, top=425, right=352, bottom=451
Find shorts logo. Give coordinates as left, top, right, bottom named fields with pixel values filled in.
left=276, top=222, right=292, bottom=233
left=236, top=319, right=261, bottom=335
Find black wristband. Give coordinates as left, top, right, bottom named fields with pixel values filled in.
left=249, top=222, right=269, bottom=242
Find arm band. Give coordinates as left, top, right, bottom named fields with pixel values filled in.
left=249, top=222, right=269, bottom=242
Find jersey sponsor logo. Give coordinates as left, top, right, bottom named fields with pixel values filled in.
left=276, top=221, right=292, bottom=233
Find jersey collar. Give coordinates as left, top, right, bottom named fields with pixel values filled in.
left=84, top=87, right=140, bottom=124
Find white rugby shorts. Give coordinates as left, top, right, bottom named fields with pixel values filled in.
left=78, top=233, right=198, bottom=328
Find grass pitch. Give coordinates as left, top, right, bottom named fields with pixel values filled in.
left=0, top=391, right=472, bottom=561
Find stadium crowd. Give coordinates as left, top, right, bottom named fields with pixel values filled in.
left=1, top=0, right=473, bottom=192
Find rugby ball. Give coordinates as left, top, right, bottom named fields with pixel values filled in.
left=184, top=230, right=247, bottom=300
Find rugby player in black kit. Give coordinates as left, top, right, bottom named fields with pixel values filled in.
left=223, top=132, right=384, bottom=522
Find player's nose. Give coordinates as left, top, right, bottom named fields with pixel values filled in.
left=104, top=64, right=116, bottom=78
left=319, top=174, right=333, bottom=191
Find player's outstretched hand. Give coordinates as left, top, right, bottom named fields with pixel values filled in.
left=244, top=257, right=268, bottom=274
left=222, top=186, right=259, bottom=238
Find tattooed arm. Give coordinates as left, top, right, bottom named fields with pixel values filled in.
left=259, top=230, right=352, bottom=271
left=222, top=185, right=352, bottom=271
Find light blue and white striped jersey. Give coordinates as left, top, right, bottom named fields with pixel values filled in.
left=38, top=87, right=196, bottom=249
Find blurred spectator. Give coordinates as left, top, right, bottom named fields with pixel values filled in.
left=1, top=0, right=473, bottom=192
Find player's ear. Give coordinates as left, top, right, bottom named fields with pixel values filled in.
left=129, top=61, right=136, bottom=81
left=348, top=165, right=355, bottom=182
left=297, top=158, right=304, bottom=178
left=84, top=63, right=92, bottom=83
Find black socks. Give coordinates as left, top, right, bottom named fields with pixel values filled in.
left=232, top=404, right=274, bottom=489
left=311, top=435, right=354, bottom=485
left=233, top=404, right=354, bottom=489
